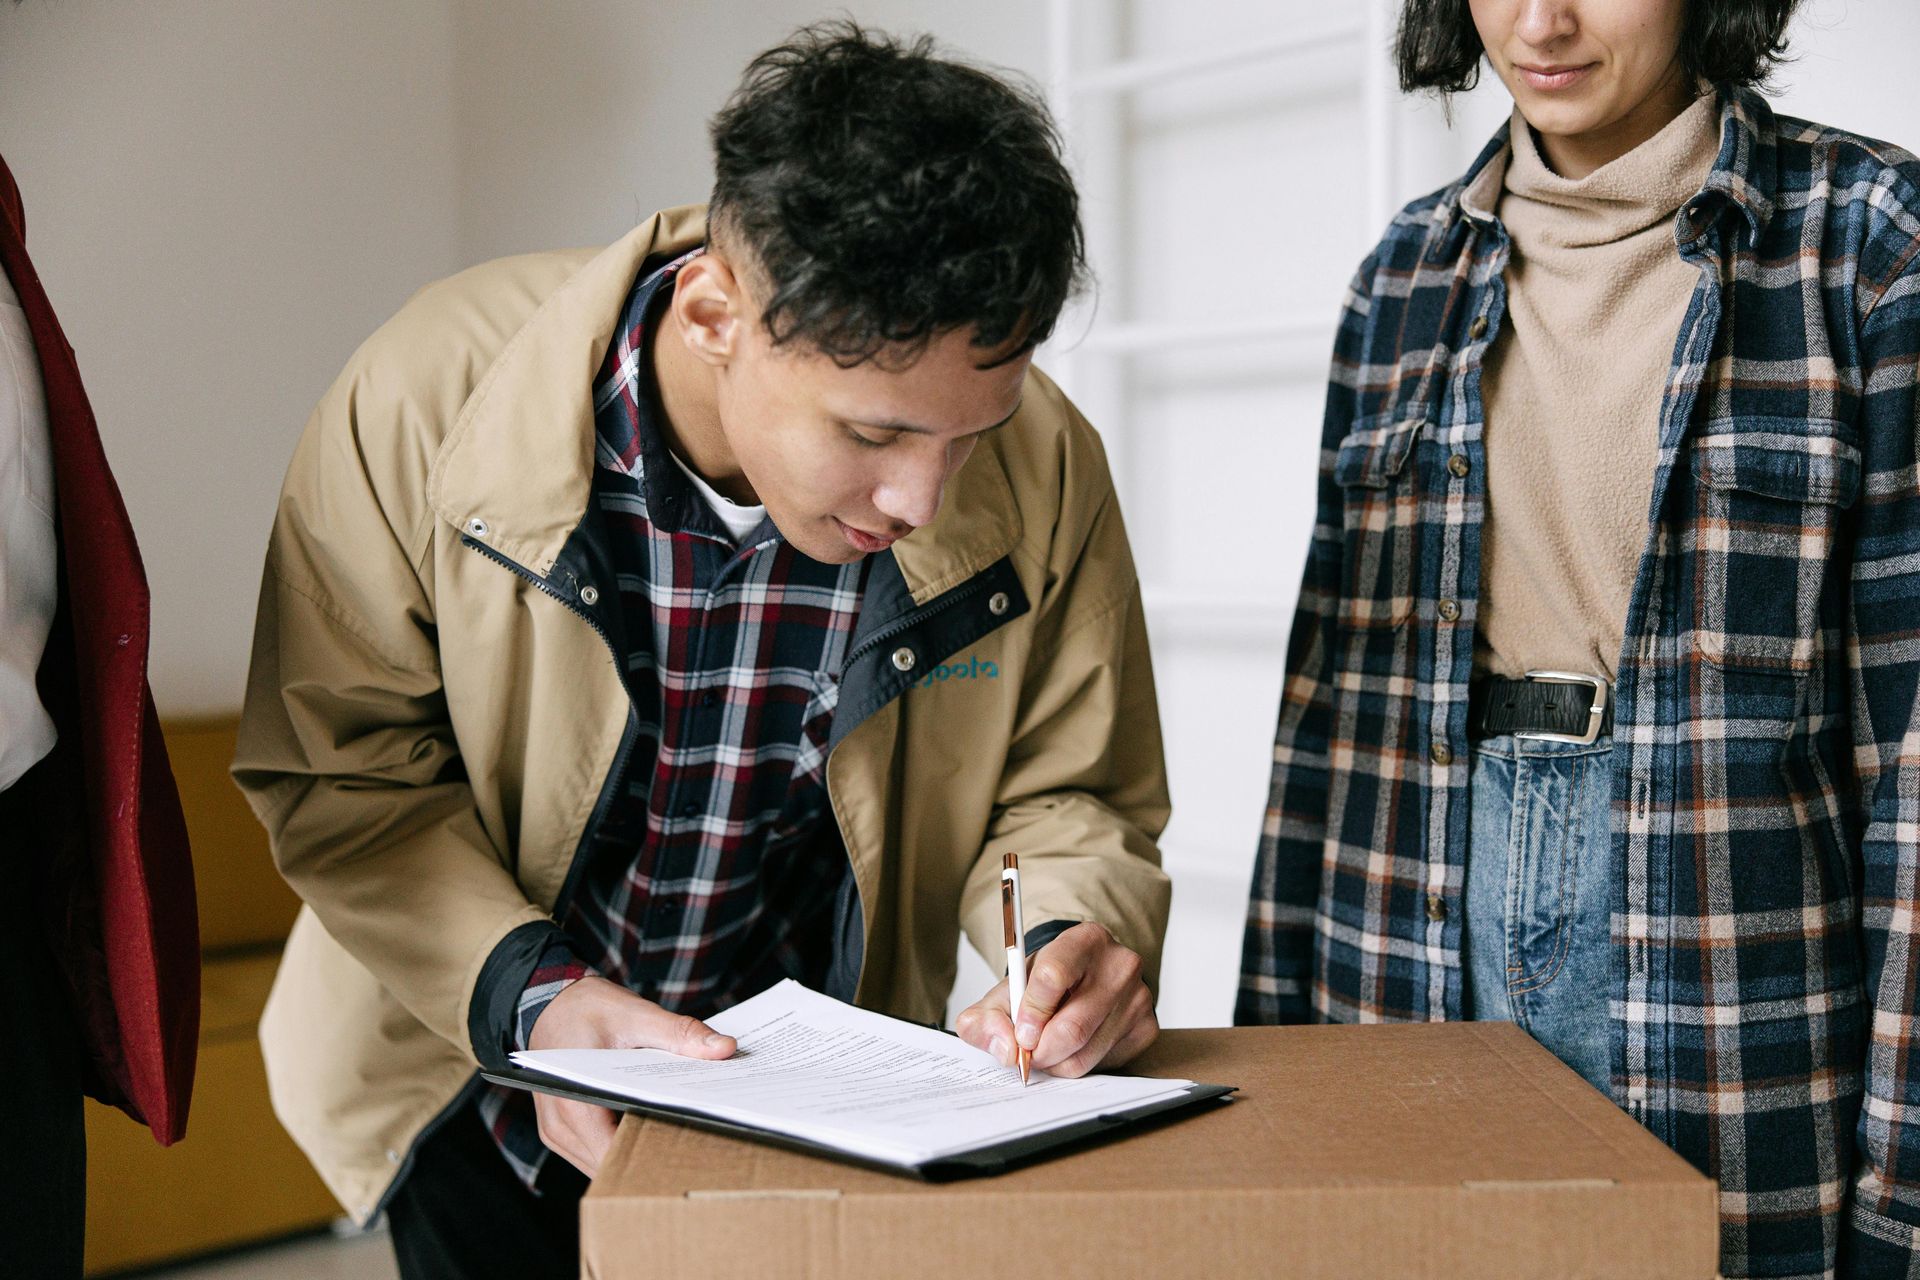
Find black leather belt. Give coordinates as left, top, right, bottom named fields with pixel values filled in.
left=1470, top=671, right=1612, bottom=743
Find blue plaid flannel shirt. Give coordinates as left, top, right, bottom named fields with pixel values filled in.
left=1237, top=87, right=1920, bottom=1280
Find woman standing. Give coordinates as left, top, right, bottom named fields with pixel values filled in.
left=1236, top=2, right=1920, bottom=1276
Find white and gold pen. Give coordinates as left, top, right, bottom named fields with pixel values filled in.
left=1001, top=852, right=1031, bottom=1085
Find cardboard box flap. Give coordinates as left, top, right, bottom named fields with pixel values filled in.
left=593, top=1023, right=1704, bottom=1198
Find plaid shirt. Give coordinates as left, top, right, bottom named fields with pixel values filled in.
left=478, top=253, right=868, bottom=1186
left=1237, top=87, right=1920, bottom=1280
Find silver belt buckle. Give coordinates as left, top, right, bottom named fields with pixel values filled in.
left=1515, top=670, right=1609, bottom=745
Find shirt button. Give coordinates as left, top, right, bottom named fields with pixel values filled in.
left=679, top=801, right=700, bottom=819
left=1448, top=454, right=1471, bottom=478
left=1430, top=742, right=1454, bottom=767
left=1438, top=599, right=1460, bottom=622
left=891, top=647, right=917, bottom=672
left=701, top=688, right=720, bottom=708
left=1425, top=895, right=1448, bottom=922
left=1469, top=316, right=1489, bottom=341
left=988, top=592, right=1011, bottom=617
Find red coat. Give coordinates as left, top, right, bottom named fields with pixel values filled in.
left=0, top=152, right=198, bottom=1144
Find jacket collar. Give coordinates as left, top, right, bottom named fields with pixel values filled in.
left=1690, top=85, right=1778, bottom=245
left=1426, top=83, right=1778, bottom=261
left=427, top=204, right=1021, bottom=599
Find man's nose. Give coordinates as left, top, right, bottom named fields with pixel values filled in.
left=871, top=451, right=948, bottom=530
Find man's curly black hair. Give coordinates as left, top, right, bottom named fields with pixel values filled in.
left=1395, top=0, right=1803, bottom=96
left=708, top=21, right=1086, bottom=369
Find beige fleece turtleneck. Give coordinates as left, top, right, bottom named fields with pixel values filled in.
left=1473, top=91, right=1721, bottom=683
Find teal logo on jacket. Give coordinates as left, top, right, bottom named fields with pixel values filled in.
left=916, top=655, right=999, bottom=689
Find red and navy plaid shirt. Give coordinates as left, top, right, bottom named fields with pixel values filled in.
left=478, top=253, right=868, bottom=1186
left=1238, top=88, right=1920, bottom=1279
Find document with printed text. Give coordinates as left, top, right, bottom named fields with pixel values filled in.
left=507, top=979, right=1201, bottom=1168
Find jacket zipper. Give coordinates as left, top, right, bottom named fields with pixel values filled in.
left=843, top=577, right=990, bottom=671
left=461, top=534, right=638, bottom=914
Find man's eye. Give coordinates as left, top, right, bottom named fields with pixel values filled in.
left=845, top=427, right=893, bottom=448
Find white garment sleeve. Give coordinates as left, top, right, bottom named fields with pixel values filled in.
left=0, top=264, right=60, bottom=792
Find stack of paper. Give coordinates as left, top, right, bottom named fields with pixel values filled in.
left=511, top=979, right=1198, bottom=1169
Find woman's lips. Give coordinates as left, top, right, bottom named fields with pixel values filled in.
left=835, top=519, right=899, bottom=553
left=1516, top=63, right=1595, bottom=92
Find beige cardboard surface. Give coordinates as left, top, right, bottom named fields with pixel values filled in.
left=582, top=1023, right=1719, bottom=1279
left=163, top=718, right=302, bottom=952
left=84, top=952, right=338, bottom=1276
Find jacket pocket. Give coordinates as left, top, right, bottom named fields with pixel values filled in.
left=1333, top=411, right=1422, bottom=633
left=1688, top=418, right=1859, bottom=676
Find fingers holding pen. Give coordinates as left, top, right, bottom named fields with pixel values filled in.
left=1014, top=922, right=1157, bottom=1076
left=955, top=978, right=1021, bottom=1067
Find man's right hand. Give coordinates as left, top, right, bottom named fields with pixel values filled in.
left=524, top=976, right=735, bottom=1178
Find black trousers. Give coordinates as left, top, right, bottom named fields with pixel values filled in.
left=386, top=1102, right=587, bottom=1280
left=0, top=781, right=87, bottom=1280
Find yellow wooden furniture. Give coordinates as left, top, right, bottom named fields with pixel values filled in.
left=83, top=718, right=340, bottom=1276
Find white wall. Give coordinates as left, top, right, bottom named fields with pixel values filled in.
left=449, top=1, right=1047, bottom=264
left=0, top=0, right=462, bottom=716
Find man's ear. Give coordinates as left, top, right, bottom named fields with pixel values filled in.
left=670, top=251, right=749, bottom=368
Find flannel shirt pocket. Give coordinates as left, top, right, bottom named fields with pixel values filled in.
left=1332, top=411, right=1423, bottom=634
left=1688, top=419, right=1860, bottom=677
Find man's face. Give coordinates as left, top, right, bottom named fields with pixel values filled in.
left=670, top=252, right=1030, bottom=566
left=1469, top=0, right=1688, bottom=167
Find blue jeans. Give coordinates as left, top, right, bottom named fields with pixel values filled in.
left=1463, top=733, right=1615, bottom=1094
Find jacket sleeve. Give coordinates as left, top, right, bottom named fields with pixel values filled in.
left=1234, top=259, right=1374, bottom=1027
left=960, top=416, right=1172, bottom=991
left=232, top=367, right=553, bottom=1068
left=1842, top=225, right=1920, bottom=1274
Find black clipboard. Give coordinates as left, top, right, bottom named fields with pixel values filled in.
left=480, top=1064, right=1236, bottom=1182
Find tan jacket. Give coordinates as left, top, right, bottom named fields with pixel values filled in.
left=234, top=206, right=1170, bottom=1221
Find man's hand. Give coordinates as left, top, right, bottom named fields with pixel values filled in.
left=524, top=976, right=735, bottom=1178
left=953, top=922, right=1157, bottom=1078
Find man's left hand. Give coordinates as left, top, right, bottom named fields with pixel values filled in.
left=954, top=922, right=1157, bottom=1077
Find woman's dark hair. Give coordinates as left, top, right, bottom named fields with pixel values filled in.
left=1395, top=0, right=1803, bottom=95
left=708, top=21, right=1086, bottom=368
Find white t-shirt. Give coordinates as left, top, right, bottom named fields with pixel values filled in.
left=0, top=263, right=59, bottom=792
left=669, top=449, right=768, bottom=544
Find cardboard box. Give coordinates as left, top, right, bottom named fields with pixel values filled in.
left=161, top=717, right=302, bottom=951
left=583, top=1023, right=1719, bottom=1279
left=83, top=950, right=339, bottom=1275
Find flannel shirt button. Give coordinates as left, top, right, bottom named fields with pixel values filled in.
left=1469, top=315, right=1489, bottom=341
left=1429, top=741, right=1454, bottom=767
left=579, top=585, right=600, bottom=606
left=988, top=592, right=1011, bottom=617
left=465, top=517, right=490, bottom=538
left=1425, top=894, right=1448, bottom=922
left=892, top=647, right=917, bottom=672
left=1448, top=454, right=1471, bottom=478
left=1438, top=599, right=1460, bottom=622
